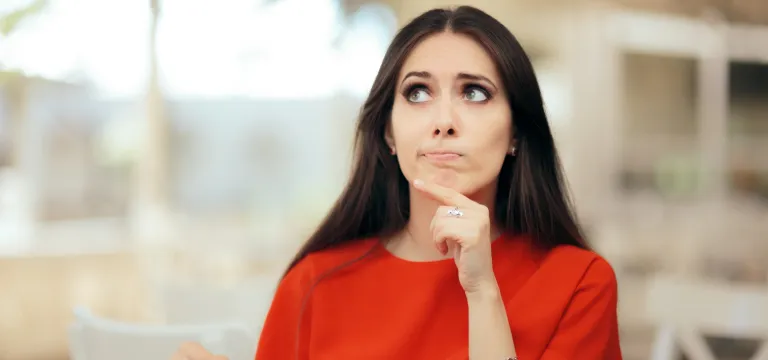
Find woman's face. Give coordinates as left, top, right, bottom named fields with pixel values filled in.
left=388, top=31, right=513, bottom=196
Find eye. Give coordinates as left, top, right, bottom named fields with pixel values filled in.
left=463, top=85, right=490, bottom=102
left=405, top=85, right=432, bottom=103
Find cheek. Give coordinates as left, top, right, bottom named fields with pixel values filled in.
left=486, top=123, right=512, bottom=152
left=471, top=104, right=512, bottom=146
left=389, top=108, right=421, bottom=178
left=391, top=128, right=420, bottom=167
left=470, top=113, right=512, bottom=170
left=390, top=102, right=427, bottom=154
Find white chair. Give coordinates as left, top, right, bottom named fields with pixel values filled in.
left=646, top=275, right=768, bottom=360
left=157, top=275, right=278, bottom=335
left=68, top=307, right=257, bottom=360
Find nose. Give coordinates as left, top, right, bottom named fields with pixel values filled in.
left=432, top=100, right=458, bottom=137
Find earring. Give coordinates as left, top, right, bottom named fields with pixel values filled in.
left=510, top=146, right=516, bottom=156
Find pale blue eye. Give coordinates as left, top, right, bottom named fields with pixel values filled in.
left=464, top=88, right=488, bottom=102
left=408, top=89, right=431, bottom=103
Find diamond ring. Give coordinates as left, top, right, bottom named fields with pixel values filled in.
left=447, top=207, right=463, bottom=217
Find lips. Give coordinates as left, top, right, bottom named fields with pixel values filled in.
left=423, top=152, right=460, bottom=160
left=421, top=149, right=462, bottom=162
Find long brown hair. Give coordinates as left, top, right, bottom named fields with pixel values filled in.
left=285, top=6, right=587, bottom=275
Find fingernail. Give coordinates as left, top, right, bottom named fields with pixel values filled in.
left=414, top=179, right=424, bottom=187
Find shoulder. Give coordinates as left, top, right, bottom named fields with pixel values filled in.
left=510, top=243, right=618, bottom=319
left=542, top=244, right=617, bottom=292
left=282, top=238, right=380, bottom=287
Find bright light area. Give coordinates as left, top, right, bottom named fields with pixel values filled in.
left=157, top=0, right=345, bottom=98
left=535, top=59, right=572, bottom=128
left=336, top=4, right=398, bottom=98
left=0, top=0, right=394, bottom=99
left=0, top=0, right=150, bottom=97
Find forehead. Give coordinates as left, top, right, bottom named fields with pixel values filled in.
left=399, top=32, right=499, bottom=81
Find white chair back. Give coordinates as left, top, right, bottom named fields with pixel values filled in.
left=159, top=276, right=278, bottom=333
left=645, top=274, right=768, bottom=337
left=646, top=275, right=768, bottom=360
left=69, top=307, right=257, bottom=360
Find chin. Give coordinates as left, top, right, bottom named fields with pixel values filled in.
left=459, top=185, right=488, bottom=199
left=440, top=179, right=486, bottom=198
left=458, top=179, right=499, bottom=200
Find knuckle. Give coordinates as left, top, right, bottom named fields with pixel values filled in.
left=477, top=221, right=490, bottom=233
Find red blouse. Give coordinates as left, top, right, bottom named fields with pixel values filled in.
left=255, top=233, right=622, bottom=359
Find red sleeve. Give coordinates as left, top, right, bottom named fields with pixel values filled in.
left=255, top=258, right=316, bottom=360
left=541, top=257, right=622, bottom=360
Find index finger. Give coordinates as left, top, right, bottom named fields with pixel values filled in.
left=413, top=179, right=472, bottom=206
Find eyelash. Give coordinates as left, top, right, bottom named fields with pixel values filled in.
left=401, top=83, right=492, bottom=103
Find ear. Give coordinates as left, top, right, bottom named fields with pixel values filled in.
left=384, top=126, right=396, bottom=153
left=508, top=124, right=518, bottom=155
left=508, top=138, right=517, bottom=155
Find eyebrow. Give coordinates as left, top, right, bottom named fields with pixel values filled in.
left=400, top=71, right=498, bottom=92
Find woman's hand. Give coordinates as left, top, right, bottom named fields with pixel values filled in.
left=413, top=179, right=498, bottom=295
left=171, top=342, right=228, bottom=360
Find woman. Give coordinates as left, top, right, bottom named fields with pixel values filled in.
left=176, top=5, right=621, bottom=360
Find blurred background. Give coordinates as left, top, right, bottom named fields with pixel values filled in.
left=1, top=0, right=767, bottom=359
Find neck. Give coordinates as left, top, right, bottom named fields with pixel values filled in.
left=390, top=182, right=499, bottom=261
